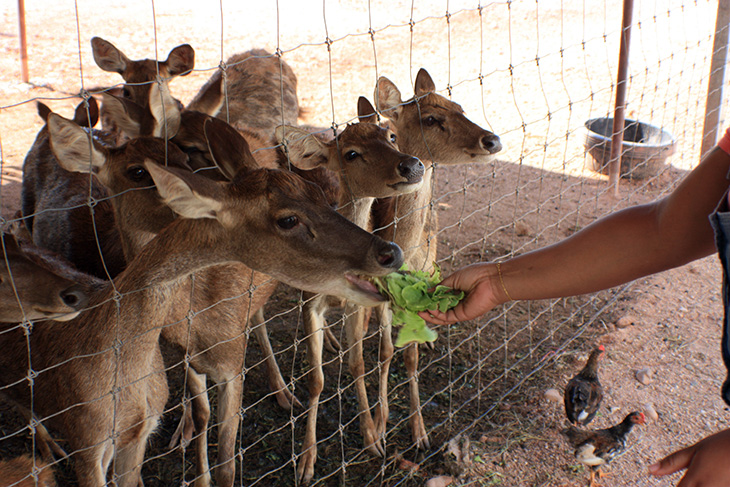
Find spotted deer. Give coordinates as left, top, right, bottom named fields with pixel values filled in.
left=276, top=97, right=425, bottom=483
left=0, top=108, right=404, bottom=487
left=20, top=97, right=126, bottom=279
left=366, top=68, right=502, bottom=451
left=188, top=48, right=299, bottom=137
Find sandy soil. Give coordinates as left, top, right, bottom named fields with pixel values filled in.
left=0, top=1, right=727, bottom=486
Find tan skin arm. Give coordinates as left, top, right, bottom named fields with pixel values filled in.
left=421, top=146, right=730, bottom=325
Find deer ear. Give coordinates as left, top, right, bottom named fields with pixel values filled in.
left=375, top=76, right=403, bottom=122
left=186, top=74, right=224, bottom=115
left=276, top=125, right=329, bottom=171
left=36, top=102, right=52, bottom=123
left=165, top=44, right=195, bottom=77
left=73, top=97, right=99, bottom=128
left=357, top=97, right=378, bottom=124
left=414, top=68, right=436, bottom=96
left=149, top=83, right=181, bottom=139
left=145, top=162, right=223, bottom=220
left=100, top=92, right=144, bottom=138
left=204, top=117, right=258, bottom=180
left=91, top=37, right=129, bottom=74
left=47, top=113, right=107, bottom=174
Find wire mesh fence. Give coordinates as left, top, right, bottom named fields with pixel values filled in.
left=0, top=0, right=727, bottom=486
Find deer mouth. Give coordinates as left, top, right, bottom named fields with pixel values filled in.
left=33, top=308, right=81, bottom=322
left=345, top=273, right=387, bottom=305
left=389, top=179, right=424, bottom=193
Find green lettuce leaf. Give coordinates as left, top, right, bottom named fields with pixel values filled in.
left=373, top=264, right=464, bottom=347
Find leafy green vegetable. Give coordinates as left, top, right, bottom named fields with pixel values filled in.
left=373, top=264, right=464, bottom=347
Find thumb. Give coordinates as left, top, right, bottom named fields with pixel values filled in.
left=648, top=445, right=697, bottom=476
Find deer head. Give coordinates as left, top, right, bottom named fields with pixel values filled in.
left=0, top=230, right=93, bottom=322
left=375, top=68, right=502, bottom=165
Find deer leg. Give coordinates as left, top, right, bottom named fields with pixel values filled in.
left=345, top=303, right=385, bottom=457
left=250, top=307, right=301, bottom=409
left=404, top=343, right=429, bottom=449
left=35, top=422, right=67, bottom=460
left=322, top=324, right=341, bottom=353
left=213, top=374, right=243, bottom=487
left=297, top=297, right=326, bottom=484
left=73, top=445, right=108, bottom=487
left=373, top=303, right=393, bottom=437
left=178, top=369, right=212, bottom=487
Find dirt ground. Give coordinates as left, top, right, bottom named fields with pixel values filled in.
left=0, top=1, right=728, bottom=486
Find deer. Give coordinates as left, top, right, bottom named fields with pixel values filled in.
left=90, top=36, right=194, bottom=143
left=187, top=48, right=299, bottom=137
left=21, top=96, right=126, bottom=280
left=0, top=226, right=94, bottom=323
left=92, top=86, right=300, bottom=486
left=360, top=68, right=502, bottom=453
left=0, top=108, right=404, bottom=487
left=275, top=96, right=425, bottom=483
left=0, top=455, right=56, bottom=487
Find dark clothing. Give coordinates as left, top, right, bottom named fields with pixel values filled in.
left=710, top=196, right=730, bottom=406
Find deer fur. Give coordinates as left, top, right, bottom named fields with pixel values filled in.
left=20, top=97, right=125, bottom=279
left=188, top=49, right=299, bottom=137
left=0, top=455, right=56, bottom=487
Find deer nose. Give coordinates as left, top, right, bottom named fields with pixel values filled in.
left=60, top=285, right=89, bottom=310
left=480, top=133, right=502, bottom=154
left=376, top=241, right=404, bottom=270
left=398, top=157, right=425, bottom=182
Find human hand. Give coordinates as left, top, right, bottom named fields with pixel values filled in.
left=418, top=262, right=504, bottom=325
left=648, top=428, right=730, bottom=486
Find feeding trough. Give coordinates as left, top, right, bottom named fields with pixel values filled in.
left=584, top=118, right=677, bottom=179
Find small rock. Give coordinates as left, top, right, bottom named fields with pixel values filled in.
left=544, top=388, right=563, bottom=403
left=636, top=367, right=654, bottom=385
left=514, top=221, right=531, bottom=236
left=616, top=314, right=638, bottom=328
left=644, top=403, right=659, bottom=421
left=425, top=476, right=454, bottom=487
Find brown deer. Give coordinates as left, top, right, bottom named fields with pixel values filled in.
left=93, top=89, right=298, bottom=486
left=365, top=68, right=502, bottom=452
left=0, top=455, right=56, bottom=487
left=0, top=227, right=94, bottom=323
left=90, top=36, right=194, bottom=142
left=187, top=48, right=299, bottom=137
left=0, top=110, right=404, bottom=487
left=21, top=97, right=126, bottom=279
left=276, top=97, right=425, bottom=483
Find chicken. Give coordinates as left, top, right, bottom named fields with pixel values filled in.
left=562, top=411, right=645, bottom=487
left=564, top=345, right=605, bottom=426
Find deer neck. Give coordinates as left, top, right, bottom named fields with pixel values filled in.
left=390, top=166, right=434, bottom=250
left=337, top=192, right=375, bottom=231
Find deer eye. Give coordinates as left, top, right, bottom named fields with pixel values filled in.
left=344, top=150, right=359, bottom=161
left=423, top=116, right=439, bottom=127
left=122, top=87, right=132, bottom=99
left=389, top=133, right=397, bottom=144
left=277, top=216, right=299, bottom=230
left=127, top=166, right=149, bottom=182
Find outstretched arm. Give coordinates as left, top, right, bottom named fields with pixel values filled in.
left=423, top=145, right=730, bottom=325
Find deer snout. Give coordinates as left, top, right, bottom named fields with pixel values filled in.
left=398, top=156, right=425, bottom=183
left=480, top=133, right=502, bottom=154
left=60, top=284, right=89, bottom=310
left=376, top=241, right=404, bottom=270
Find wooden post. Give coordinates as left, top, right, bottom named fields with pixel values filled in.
left=701, top=0, right=730, bottom=158
left=17, top=0, right=28, bottom=83
left=608, top=0, right=634, bottom=197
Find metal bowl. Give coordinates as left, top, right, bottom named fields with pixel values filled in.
left=584, top=117, right=677, bottom=179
